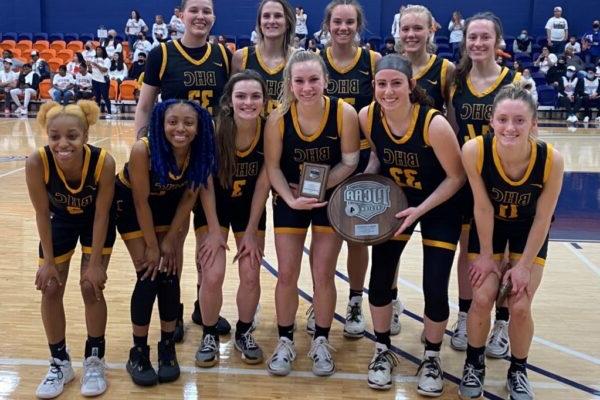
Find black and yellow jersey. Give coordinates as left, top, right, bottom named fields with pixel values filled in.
left=414, top=54, right=450, bottom=112
left=145, top=40, right=230, bottom=115
left=215, top=118, right=265, bottom=203
left=240, top=46, right=284, bottom=115
left=451, top=67, right=520, bottom=146
left=475, top=133, right=553, bottom=221
left=366, top=102, right=445, bottom=203
left=39, top=144, right=107, bottom=218
left=118, top=137, right=189, bottom=197
left=279, top=96, right=343, bottom=185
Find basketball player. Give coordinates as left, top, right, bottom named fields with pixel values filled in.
left=447, top=12, right=521, bottom=357
left=193, top=71, right=271, bottom=367
left=319, top=0, right=381, bottom=338
left=458, top=83, right=563, bottom=400
left=27, top=101, right=115, bottom=398
left=360, top=55, right=464, bottom=395
left=264, top=50, right=360, bottom=377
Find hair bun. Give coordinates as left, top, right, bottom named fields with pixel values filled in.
left=36, top=101, right=62, bottom=128
left=76, top=100, right=100, bottom=126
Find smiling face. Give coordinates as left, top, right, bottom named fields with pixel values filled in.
left=374, top=68, right=412, bottom=111
left=47, top=115, right=88, bottom=165
left=466, top=19, right=498, bottom=63
left=399, top=11, right=431, bottom=54
left=231, top=79, right=265, bottom=120
left=328, top=4, right=359, bottom=46
left=290, top=60, right=327, bottom=105
left=164, top=103, right=198, bottom=149
left=491, top=99, right=536, bottom=148
left=259, top=1, right=287, bottom=40
left=182, top=0, right=215, bottom=39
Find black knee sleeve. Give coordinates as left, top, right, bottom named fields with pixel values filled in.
left=157, top=272, right=180, bottom=322
left=423, top=247, right=454, bottom=322
left=131, top=271, right=159, bottom=326
left=369, top=240, right=406, bottom=307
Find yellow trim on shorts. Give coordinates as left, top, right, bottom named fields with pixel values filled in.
left=274, top=227, right=307, bottom=235
left=120, top=225, right=171, bottom=241
left=461, top=224, right=471, bottom=232
left=509, top=252, right=546, bottom=267
left=312, top=225, right=335, bottom=234
left=194, top=225, right=229, bottom=235
left=360, top=139, right=370, bottom=150
left=38, top=249, right=75, bottom=266
left=233, top=230, right=266, bottom=239
left=391, top=234, right=411, bottom=241
left=81, top=246, right=113, bottom=255
left=467, top=253, right=503, bottom=261
left=422, top=239, right=457, bottom=251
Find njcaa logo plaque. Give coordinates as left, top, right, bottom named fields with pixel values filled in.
left=344, top=182, right=391, bottom=221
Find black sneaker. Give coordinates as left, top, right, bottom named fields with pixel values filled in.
left=458, top=362, right=485, bottom=399
left=191, top=300, right=231, bottom=335
left=126, top=345, right=158, bottom=386
left=506, top=370, right=534, bottom=400
left=173, top=303, right=185, bottom=343
left=157, top=340, right=180, bottom=383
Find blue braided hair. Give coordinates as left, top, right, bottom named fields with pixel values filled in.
left=148, top=99, right=217, bottom=189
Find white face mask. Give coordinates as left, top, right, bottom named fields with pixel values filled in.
left=566, top=71, right=575, bottom=78
left=588, top=73, right=596, bottom=79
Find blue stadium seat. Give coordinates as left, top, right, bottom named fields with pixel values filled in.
left=515, top=53, right=532, bottom=63
left=434, top=36, right=449, bottom=45
left=63, top=32, right=79, bottom=42
left=437, top=52, right=453, bottom=61
left=436, top=43, right=450, bottom=54
left=537, top=85, right=557, bottom=106
left=520, top=61, right=533, bottom=70
left=532, top=71, right=546, bottom=87
left=536, top=35, right=548, bottom=47
left=17, top=32, right=33, bottom=41
left=367, top=36, right=382, bottom=51
left=33, top=32, right=48, bottom=41
left=225, top=35, right=236, bottom=44
left=2, top=32, right=18, bottom=41
left=237, top=35, right=251, bottom=49
left=79, top=33, right=95, bottom=43
left=49, top=33, right=64, bottom=42
left=504, top=35, right=515, bottom=52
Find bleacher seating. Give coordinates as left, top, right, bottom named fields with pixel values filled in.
left=33, top=32, right=48, bottom=41
left=17, top=32, right=33, bottom=41
left=63, top=33, right=79, bottom=42
left=48, top=33, right=64, bottom=42
left=537, top=84, right=558, bottom=107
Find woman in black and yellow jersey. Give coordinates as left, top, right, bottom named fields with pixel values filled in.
left=318, top=0, right=380, bottom=339
left=458, top=83, right=563, bottom=400
left=26, top=101, right=115, bottom=398
left=193, top=71, right=271, bottom=367
left=447, top=12, right=521, bottom=356
left=360, top=55, right=465, bottom=395
left=231, top=0, right=295, bottom=115
left=264, top=50, right=359, bottom=377
left=115, top=99, right=216, bottom=387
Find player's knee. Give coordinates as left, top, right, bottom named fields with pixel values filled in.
left=508, top=297, right=532, bottom=322
left=239, top=268, right=260, bottom=290
left=42, top=281, right=62, bottom=300
left=471, top=288, right=495, bottom=314
left=201, top=267, right=225, bottom=291
left=157, top=273, right=180, bottom=322
left=80, top=280, right=98, bottom=304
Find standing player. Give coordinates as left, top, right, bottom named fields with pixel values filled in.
left=319, top=0, right=381, bottom=338
left=458, top=83, right=563, bottom=400
left=264, top=50, right=359, bottom=376
left=447, top=12, right=521, bottom=357
left=134, top=0, right=231, bottom=341
left=193, top=71, right=271, bottom=367
left=27, top=101, right=115, bottom=398
left=232, top=0, right=295, bottom=114
left=360, top=55, right=464, bottom=395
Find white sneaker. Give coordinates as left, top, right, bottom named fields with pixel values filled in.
left=596, top=116, right=600, bottom=123
left=306, top=305, right=315, bottom=335
left=80, top=356, right=107, bottom=397
left=486, top=320, right=510, bottom=358
left=308, top=336, right=335, bottom=376
left=249, top=303, right=261, bottom=333
left=344, top=296, right=365, bottom=338
left=20, top=108, right=28, bottom=115
left=583, top=116, right=590, bottom=123
left=35, top=358, right=75, bottom=399
left=367, top=343, right=399, bottom=390
left=390, top=298, right=404, bottom=336
left=14, top=106, right=23, bottom=114
left=267, top=337, right=296, bottom=376
left=450, top=311, right=468, bottom=351
left=417, top=351, right=444, bottom=397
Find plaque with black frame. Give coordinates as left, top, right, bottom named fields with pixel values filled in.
left=327, top=174, right=408, bottom=245
left=299, top=162, right=330, bottom=202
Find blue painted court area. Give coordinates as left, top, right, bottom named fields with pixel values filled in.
left=552, top=172, right=600, bottom=242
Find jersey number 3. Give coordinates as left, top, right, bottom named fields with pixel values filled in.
left=232, top=179, right=247, bottom=198
left=188, top=90, right=214, bottom=114
left=389, top=167, right=422, bottom=190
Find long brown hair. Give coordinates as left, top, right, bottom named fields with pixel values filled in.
left=255, top=0, right=296, bottom=56
left=215, top=70, right=268, bottom=188
left=375, top=54, right=432, bottom=106
left=322, top=0, right=365, bottom=47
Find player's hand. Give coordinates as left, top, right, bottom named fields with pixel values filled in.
left=289, top=196, right=327, bottom=210
left=141, top=244, right=161, bottom=281
left=159, top=235, right=177, bottom=276
left=469, top=254, right=500, bottom=288
left=505, top=264, right=531, bottom=299
left=197, top=231, right=228, bottom=271
left=35, top=263, right=62, bottom=293
left=394, top=207, right=419, bottom=236
left=80, top=265, right=107, bottom=301
left=234, top=231, right=264, bottom=270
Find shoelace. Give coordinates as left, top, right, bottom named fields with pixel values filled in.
left=369, top=350, right=399, bottom=372
left=201, top=335, right=218, bottom=352
left=81, top=359, right=104, bottom=384
left=510, top=371, right=533, bottom=394
left=308, top=339, right=336, bottom=361
left=453, top=315, right=467, bottom=336
left=241, top=332, right=258, bottom=350
left=159, top=342, right=176, bottom=363
left=489, top=322, right=508, bottom=344
left=417, top=357, right=441, bottom=379
left=347, top=303, right=362, bottom=323
left=43, top=364, right=64, bottom=384
left=462, top=364, right=484, bottom=388
left=273, top=339, right=296, bottom=362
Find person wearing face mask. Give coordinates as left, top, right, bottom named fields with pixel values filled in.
left=101, top=29, right=123, bottom=58
left=582, top=20, right=600, bottom=65
left=581, top=66, right=600, bottom=122
left=546, top=55, right=566, bottom=87
left=559, top=65, right=584, bottom=122
left=520, top=68, right=538, bottom=103
left=565, top=36, right=581, bottom=55
left=513, top=30, right=532, bottom=57
left=152, top=15, right=169, bottom=45
left=133, top=34, right=152, bottom=62
left=82, top=42, right=96, bottom=63
left=128, top=52, right=146, bottom=81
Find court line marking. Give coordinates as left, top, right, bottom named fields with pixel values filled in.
left=0, top=137, right=110, bottom=179
left=563, top=242, right=600, bottom=278
left=0, top=357, right=584, bottom=392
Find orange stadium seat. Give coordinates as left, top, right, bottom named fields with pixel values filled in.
left=56, top=49, right=74, bottom=64
left=15, top=40, right=32, bottom=53
left=39, top=49, right=56, bottom=60
left=0, top=40, right=16, bottom=49
left=226, top=42, right=236, bottom=53
left=10, top=48, right=22, bottom=58
left=47, top=58, right=63, bottom=72
left=38, top=79, right=52, bottom=99
left=66, top=41, right=83, bottom=52
left=49, top=40, right=66, bottom=51
left=33, top=40, right=50, bottom=52
left=118, top=80, right=137, bottom=101
left=109, top=79, right=118, bottom=100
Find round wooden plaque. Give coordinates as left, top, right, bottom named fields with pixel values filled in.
left=327, top=174, right=408, bottom=245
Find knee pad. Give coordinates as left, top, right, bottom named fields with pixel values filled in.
left=368, top=287, right=393, bottom=307
left=130, top=271, right=159, bottom=326
left=157, top=272, right=180, bottom=322
left=423, top=247, right=454, bottom=322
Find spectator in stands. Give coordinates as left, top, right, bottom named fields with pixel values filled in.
left=391, top=7, right=401, bottom=45
left=52, top=65, right=76, bottom=105
left=250, top=30, right=258, bottom=44
left=559, top=65, right=584, bottom=122
left=132, top=33, right=152, bottom=62
left=314, top=29, right=331, bottom=47
left=564, top=47, right=585, bottom=73
left=109, top=52, right=128, bottom=85
left=30, top=51, right=51, bottom=81
left=152, top=15, right=169, bottom=45
left=66, top=54, right=81, bottom=76
left=582, top=20, right=600, bottom=64
left=545, top=6, right=568, bottom=55
left=292, top=36, right=302, bottom=50
left=217, top=35, right=227, bottom=46
left=521, top=68, right=538, bottom=103
left=362, top=42, right=372, bottom=52
left=125, top=10, right=148, bottom=51
left=295, top=6, right=308, bottom=45
left=1, top=59, right=18, bottom=114
left=9, top=63, right=39, bottom=116
left=547, top=55, right=567, bottom=86
left=448, top=11, right=465, bottom=61
left=513, top=29, right=532, bottom=57
left=380, top=38, right=396, bottom=56
left=102, top=29, right=123, bottom=58
left=534, top=46, right=555, bottom=74
left=75, top=63, right=94, bottom=100
left=2, top=49, right=23, bottom=71
left=307, top=38, right=320, bottom=54
left=581, top=65, right=600, bottom=122
left=128, top=52, right=146, bottom=81
left=83, top=42, right=96, bottom=62
left=89, top=46, right=112, bottom=118
left=169, top=7, right=185, bottom=40
left=512, top=60, right=523, bottom=73
left=564, top=36, right=581, bottom=55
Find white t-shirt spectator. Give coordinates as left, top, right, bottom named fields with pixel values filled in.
left=66, top=61, right=80, bottom=76
left=583, top=76, right=599, bottom=96
left=565, top=41, right=581, bottom=54
left=169, top=15, right=184, bottom=39
left=391, top=13, right=400, bottom=40
left=0, top=70, right=18, bottom=85
left=109, top=65, right=129, bottom=81
left=152, top=23, right=169, bottom=43
left=545, top=17, right=568, bottom=41
left=82, top=49, right=96, bottom=63
left=91, top=57, right=111, bottom=83
left=521, top=76, right=538, bottom=103
left=295, top=13, right=308, bottom=35
left=104, top=41, right=123, bottom=58
left=75, top=72, right=93, bottom=90
left=53, top=74, right=75, bottom=90
left=133, top=39, right=152, bottom=61
left=448, top=19, right=465, bottom=44
left=250, top=30, right=258, bottom=44
left=126, top=18, right=148, bottom=36
left=314, top=30, right=331, bottom=46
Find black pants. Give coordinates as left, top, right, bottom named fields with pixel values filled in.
left=92, top=79, right=111, bottom=114
left=559, top=95, right=581, bottom=116
left=582, top=95, right=600, bottom=118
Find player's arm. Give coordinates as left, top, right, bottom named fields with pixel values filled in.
left=443, top=61, right=456, bottom=105
left=231, top=48, right=245, bottom=75
left=88, top=153, right=115, bottom=269
left=197, top=176, right=228, bottom=268
left=327, top=101, right=360, bottom=188
left=358, top=105, right=381, bottom=174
